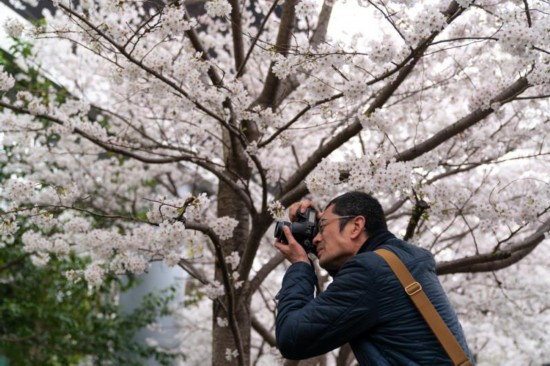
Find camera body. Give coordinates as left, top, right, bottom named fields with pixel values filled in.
left=274, top=207, right=319, bottom=255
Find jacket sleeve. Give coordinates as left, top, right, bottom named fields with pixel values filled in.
left=275, top=257, right=379, bottom=360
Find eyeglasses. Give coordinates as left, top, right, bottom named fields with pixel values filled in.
left=317, top=215, right=356, bottom=234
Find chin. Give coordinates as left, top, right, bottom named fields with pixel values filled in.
left=319, top=259, right=334, bottom=270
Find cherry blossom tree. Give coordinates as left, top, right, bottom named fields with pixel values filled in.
left=1, top=0, right=549, bottom=364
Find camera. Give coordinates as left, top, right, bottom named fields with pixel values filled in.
left=274, top=207, right=319, bottom=255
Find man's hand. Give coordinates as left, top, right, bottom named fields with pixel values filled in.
left=274, top=226, right=310, bottom=265
left=288, top=200, right=320, bottom=222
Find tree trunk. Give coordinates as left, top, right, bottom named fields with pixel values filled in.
left=212, top=295, right=252, bottom=365
left=212, top=127, right=252, bottom=365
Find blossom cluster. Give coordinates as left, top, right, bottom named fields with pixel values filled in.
left=498, top=22, right=538, bottom=56
left=0, top=67, right=15, bottom=91
left=225, top=251, right=241, bottom=270
left=204, top=280, right=225, bottom=300
left=267, top=200, right=286, bottom=220
left=231, top=271, right=244, bottom=289
left=343, top=78, right=370, bottom=100
left=83, top=261, right=106, bottom=286
left=359, top=108, right=391, bottom=133
left=146, top=194, right=209, bottom=224
left=295, top=0, right=318, bottom=20
left=305, top=158, right=342, bottom=198
left=205, top=0, right=232, bottom=18
left=4, top=178, right=37, bottom=204
left=404, top=5, right=447, bottom=47
left=160, top=5, right=194, bottom=37
left=3, top=17, right=25, bottom=38
left=0, top=214, right=18, bottom=245
left=211, top=216, right=239, bottom=240
left=528, top=58, right=550, bottom=87
left=217, top=317, right=229, bottom=327
left=271, top=54, right=301, bottom=80
left=225, top=348, right=239, bottom=362
left=348, top=155, right=413, bottom=197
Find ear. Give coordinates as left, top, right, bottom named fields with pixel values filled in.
left=349, top=216, right=366, bottom=240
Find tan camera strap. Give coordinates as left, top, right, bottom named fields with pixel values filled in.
left=374, top=249, right=473, bottom=366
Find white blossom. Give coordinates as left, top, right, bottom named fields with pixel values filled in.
left=225, top=348, right=239, bottom=361
left=64, top=217, right=91, bottom=234
left=295, top=0, right=318, bottom=20
left=211, top=216, right=239, bottom=240
left=271, top=54, right=296, bottom=80
left=30, top=252, right=50, bottom=266
left=343, top=78, right=369, bottom=100
left=268, top=201, right=286, bottom=220
left=0, top=68, right=15, bottom=91
left=225, top=251, right=240, bottom=270
left=164, top=251, right=181, bottom=267
left=204, top=280, right=225, bottom=300
left=145, top=337, right=159, bottom=347
left=3, top=17, right=25, bottom=38
left=232, top=271, right=244, bottom=289
left=64, top=269, right=81, bottom=283
left=52, top=238, right=71, bottom=256
left=217, top=317, right=229, bottom=327
left=84, top=262, right=106, bottom=286
left=0, top=217, right=19, bottom=238
left=160, top=5, right=194, bottom=36
left=27, top=99, right=47, bottom=115
left=205, top=0, right=232, bottom=18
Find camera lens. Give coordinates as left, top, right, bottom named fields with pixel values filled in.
left=274, top=221, right=291, bottom=244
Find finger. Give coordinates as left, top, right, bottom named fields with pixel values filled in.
left=283, top=226, right=297, bottom=244
left=289, top=201, right=318, bottom=221
left=288, top=202, right=302, bottom=221
left=274, top=241, right=292, bottom=257
left=283, top=228, right=306, bottom=252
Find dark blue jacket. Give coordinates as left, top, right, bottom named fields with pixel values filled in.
left=276, top=230, right=474, bottom=365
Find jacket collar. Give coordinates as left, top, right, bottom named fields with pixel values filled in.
left=328, top=229, right=395, bottom=277
left=358, top=229, right=396, bottom=253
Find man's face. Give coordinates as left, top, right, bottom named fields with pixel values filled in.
left=313, top=205, right=360, bottom=271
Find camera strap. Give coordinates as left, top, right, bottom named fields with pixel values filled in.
left=374, top=249, right=473, bottom=366
left=309, top=257, right=322, bottom=296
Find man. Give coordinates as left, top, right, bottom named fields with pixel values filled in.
left=274, top=191, right=474, bottom=365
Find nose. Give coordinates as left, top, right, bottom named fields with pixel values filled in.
left=313, top=231, right=322, bottom=246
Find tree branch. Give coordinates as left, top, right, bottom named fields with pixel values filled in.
left=273, top=0, right=336, bottom=106
left=245, top=251, right=285, bottom=297
left=254, top=0, right=300, bottom=108
left=236, top=0, right=280, bottom=78
left=239, top=211, right=274, bottom=289
left=183, top=11, right=224, bottom=87
left=277, top=48, right=425, bottom=203
left=523, top=0, right=533, bottom=27
left=436, top=218, right=550, bottom=275
left=228, top=0, right=246, bottom=72
left=395, top=76, right=531, bottom=162
left=277, top=1, right=465, bottom=204
left=258, top=92, right=344, bottom=148
left=403, top=197, right=430, bottom=241
left=252, top=315, right=276, bottom=347
left=0, top=102, right=255, bottom=213
left=55, top=2, right=229, bottom=125
left=177, top=258, right=209, bottom=284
